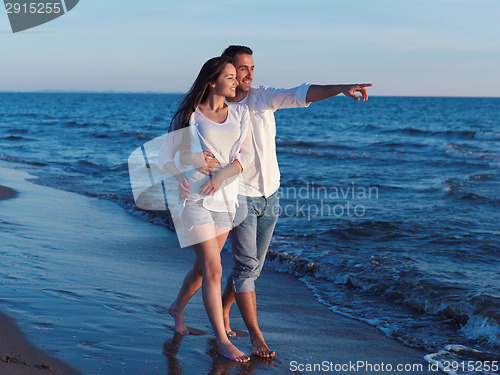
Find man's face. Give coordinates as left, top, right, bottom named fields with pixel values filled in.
left=232, top=53, right=254, bottom=92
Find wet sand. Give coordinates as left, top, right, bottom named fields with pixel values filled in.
left=0, top=184, right=18, bottom=201
left=0, top=163, right=437, bottom=374
left=0, top=181, right=78, bottom=374
left=0, top=313, right=79, bottom=375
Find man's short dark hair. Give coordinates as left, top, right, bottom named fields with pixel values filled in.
left=221, top=45, right=253, bottom=60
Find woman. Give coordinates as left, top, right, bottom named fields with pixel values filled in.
left=158, top=56, right=253, bottom=362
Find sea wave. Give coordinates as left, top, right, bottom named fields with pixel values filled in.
left=265, top=245, right=500, bottom=348
left=120, top=131, right=151, bottom=140
left=444, top=143, right=500, bottom=161
left=297, top=220, right=407, bottom=241
left=469, top=173, right=496, bottom=181
left=444, top=178, right=500, bottom=206
left=370, top=141, right=427, bottom=148
left=425, top=345, right=500, bottom=375
left=475, top=131, right=500, bottom=141
left=276, top=138, right=356, bottom=150
left=64, top=121, right=111, bottom=128
left=0, top=153, right=48, bottom=166
left=381, top=127, right=500, bottom=141
left=1, top=135, right=29, bottom=141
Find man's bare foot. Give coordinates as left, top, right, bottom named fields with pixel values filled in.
left=223, top=314, right=236, bottom=337
left=251, top=337, right=275, bottom=358
left=168, top=304, right=190, bottom=335
left=216, top=341, right=250, bottom=362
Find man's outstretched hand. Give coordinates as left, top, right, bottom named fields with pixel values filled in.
left=341, top=84, right=372, bottom=102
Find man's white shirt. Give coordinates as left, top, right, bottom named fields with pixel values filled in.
left=237, top=83, right=311, bottom=197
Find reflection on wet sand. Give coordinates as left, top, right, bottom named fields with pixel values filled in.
left=163, top=332, right=276, bottom=375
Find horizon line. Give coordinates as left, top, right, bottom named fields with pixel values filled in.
left=0, top=90, right=499, bottom=99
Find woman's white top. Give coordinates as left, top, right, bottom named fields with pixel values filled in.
left=158, top=102, right=253, bottom=214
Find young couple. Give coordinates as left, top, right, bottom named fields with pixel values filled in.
left=159, top=45, right=371, bottom=362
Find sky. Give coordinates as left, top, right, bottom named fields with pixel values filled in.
left=1, top=0, right=499, bottom=96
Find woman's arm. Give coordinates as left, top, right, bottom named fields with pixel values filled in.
left=198, top=159, right=241, bottom=196
left=159, top=130, right=191, bottom=200
left=163, top=161, right=190, bottom=200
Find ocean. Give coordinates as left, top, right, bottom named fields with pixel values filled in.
left=0, top=92, right=499, bottom=374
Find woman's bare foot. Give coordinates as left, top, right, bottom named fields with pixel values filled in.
left=216, top=340, right=250, bottom=362
left=168, top=304, right=190, bottom=335
left=223, top=314, right=236, bottom=337
left=251, top=337, right=275, bottom=358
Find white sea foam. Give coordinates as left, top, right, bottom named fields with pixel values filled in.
left=424, top=345, right=469, bottom=375
left=461, top=315, right=500, bottom=346
left=423, top=344, right=499, bottom=375
left=444, top=142, right=500, bottom=161
left=475, top=131, right=500, bottom=141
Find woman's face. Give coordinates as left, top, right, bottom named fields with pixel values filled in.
left=211, top=63, right=238, bottom=98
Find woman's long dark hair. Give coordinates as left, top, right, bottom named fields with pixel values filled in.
left=169, top=56, right=233, bottom=132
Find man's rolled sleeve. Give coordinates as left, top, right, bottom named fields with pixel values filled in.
left=264, top=82, right=312, bottom=110
left=294, top=82, right=312, bottom=108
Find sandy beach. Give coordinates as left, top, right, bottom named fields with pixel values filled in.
left=0, top=184, right=18, bottom=201
left=0, top=162, right=438, bottom=374
left=1, top=183, right=79, bottom=374
left=0, top=312, right=80, bottom=375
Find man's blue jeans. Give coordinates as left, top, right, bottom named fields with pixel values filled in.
left=227, top=191, right=280, bottom=293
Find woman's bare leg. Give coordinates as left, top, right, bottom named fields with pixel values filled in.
left=192, top=227, right=248, bottom=361
left=168, top=256, right=203, bottom=334
left=168, top=226, right=241, bottom=342
left=168, top=226, right=231, bottom=334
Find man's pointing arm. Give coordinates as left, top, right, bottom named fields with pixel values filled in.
left=306, top=83, right=373, bottom=103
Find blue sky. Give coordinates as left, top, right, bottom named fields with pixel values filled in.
left=1, top=0, right=499, bottom=96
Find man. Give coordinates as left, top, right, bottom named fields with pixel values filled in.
left=219, top=45, right=371, bottom=357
